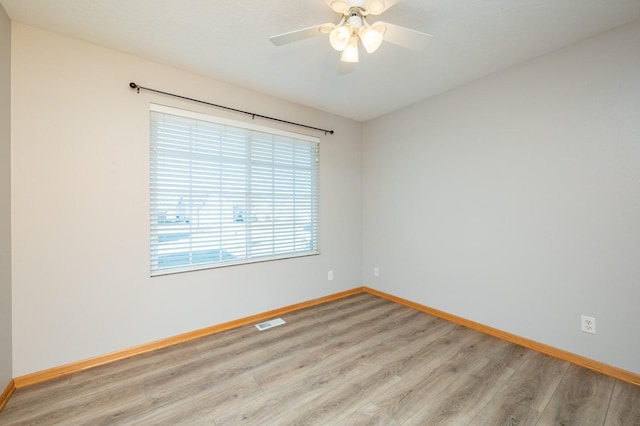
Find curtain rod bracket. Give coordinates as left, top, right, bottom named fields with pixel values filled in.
left=128, top=82, right=334, bottom=135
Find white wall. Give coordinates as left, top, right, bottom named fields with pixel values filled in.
left=11, top=23, right=363, bottom=377
left=363, top=19, right=640, bottom=374
left=0, top=3, right=12, bottom=387
left=10, top=15, right=640, bottom=379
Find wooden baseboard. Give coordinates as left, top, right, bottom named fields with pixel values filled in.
left=13, top=287, right=365, bottom=389
left=363, top=286, right=640, bottom=387
left=0, top=379, right=15, bottom=413
left=11, top=285, right=639, bottom=393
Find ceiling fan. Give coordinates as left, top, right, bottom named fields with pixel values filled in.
left=269, top=0, right=432, bottom=64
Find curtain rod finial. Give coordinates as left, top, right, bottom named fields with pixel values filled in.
left=129, top=82, right=138, bottom=89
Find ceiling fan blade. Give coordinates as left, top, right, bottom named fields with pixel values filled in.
left=380, top=0, right=400, bottom=11
left=377, top=22, right=432, bottom=51
left=270, top=24, right=332, bottom=46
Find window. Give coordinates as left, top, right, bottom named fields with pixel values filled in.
left=150, top=104, right=319, bottom=276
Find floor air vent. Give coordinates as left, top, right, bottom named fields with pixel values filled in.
left=255, top=318, right=286, bottom=331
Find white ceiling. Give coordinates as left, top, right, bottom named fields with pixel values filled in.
left=2, top=0, right=640, bottom=122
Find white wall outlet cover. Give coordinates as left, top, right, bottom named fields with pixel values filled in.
left=581, top=315, right=596, bottom=334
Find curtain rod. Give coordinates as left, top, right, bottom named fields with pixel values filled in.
left=129, top=82, right=334, bottom=135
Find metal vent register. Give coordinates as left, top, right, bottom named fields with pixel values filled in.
left=255, top=318, right=286, bottom=331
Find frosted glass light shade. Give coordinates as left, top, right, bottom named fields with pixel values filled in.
left=359, top=26, right=383, bottom=53
left=330, top=25, right=351, bottom=51
left=341, top=36, right=359, bottom=62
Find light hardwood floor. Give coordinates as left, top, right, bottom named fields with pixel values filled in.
left=1, top=293, right=639, bottom=425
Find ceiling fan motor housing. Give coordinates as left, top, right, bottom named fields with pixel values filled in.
left=331, top=0, right=386, bottom=15
left=348, top=13, right=364, bottom=29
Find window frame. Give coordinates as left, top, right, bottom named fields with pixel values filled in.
left=149, top=104, right=320, bottom=276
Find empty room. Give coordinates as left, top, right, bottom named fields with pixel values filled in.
left=1, top=0, right=639, bottom=424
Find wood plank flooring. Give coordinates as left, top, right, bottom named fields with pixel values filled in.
left=1, top=293, right=639, bottom=425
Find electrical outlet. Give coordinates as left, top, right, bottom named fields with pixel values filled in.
left=373, top=267, right=379, bottom=277
left=581, top=315, right=596, bottom=334
left=328, top=270, right=334, bottom=281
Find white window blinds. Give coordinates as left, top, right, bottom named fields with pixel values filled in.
left=150, top=105, right=319, bottom=276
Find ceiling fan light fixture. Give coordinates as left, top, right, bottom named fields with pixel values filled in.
left=329, top=25, right=351, bottom=51
left=341, top=36, right=359, bottom=62
left=269, top=0, right=431, bottom=68
left=359, top=25, right=383, bottom=53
